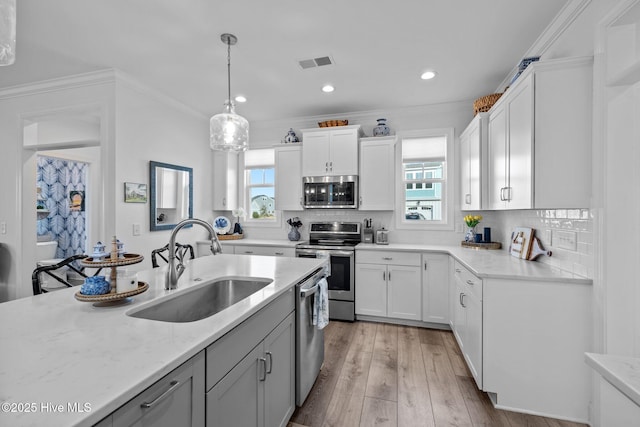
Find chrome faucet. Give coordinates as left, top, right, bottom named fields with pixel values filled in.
left=166, top=218, right=222, bottom=290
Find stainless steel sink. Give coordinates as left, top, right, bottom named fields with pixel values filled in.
left=127, top=277, right=273, bottom=322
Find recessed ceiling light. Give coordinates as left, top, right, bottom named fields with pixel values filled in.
left=235, top=95, right=247, bottom=103
left=421, top=70, right=437, bottom=80
left=322, top=84, right=335, bottom=93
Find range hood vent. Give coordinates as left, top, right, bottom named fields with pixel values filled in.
left=298, top=56, right=334, bottom=70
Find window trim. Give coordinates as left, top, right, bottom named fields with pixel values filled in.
left=395, top=128, right=455, bottom=231
left=240, top=150, right=281, bottom=227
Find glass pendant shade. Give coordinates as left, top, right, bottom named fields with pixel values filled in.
left=210, top=100, right=249, bottom=151
left=0, top=0, right=16, bottom=66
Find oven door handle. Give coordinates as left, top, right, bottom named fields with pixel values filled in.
left=300, top=284, right=318, bottom=298
left=324, top=250, right=354, bottom=257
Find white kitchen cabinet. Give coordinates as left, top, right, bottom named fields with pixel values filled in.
left=212, top=151, right=239, bottom=210
left=486, top=57, right=592, bottom=210
left=459, top=113, right=487, bottom=210
left=451, top=261, right=482, bottom=389
left=482, top=277, right=591, bottom=421
left=206, top=289, right=295, bottom=427
left=355, top=250, right=421, bottom=321
left=301, top=125, right=361, bottom=176
left=599, top=376, right=640, bottom=427
left=109, top=351, right=205, bottom=427
left=359, top=136, right=396, bottom=210
left=275, top=145, right=303, bottom=211
left=421, top=253, right=449, bottom=324
left=233, top=245, right=295, bottom=257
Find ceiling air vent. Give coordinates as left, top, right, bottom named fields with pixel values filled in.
left=298, top=56, right=334, bottom=70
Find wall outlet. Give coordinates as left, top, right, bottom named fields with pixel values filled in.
left=132, top=223, right=141, bottom=236
left=0, top=221, right=5, bottom=234
left=553, top=230, right=577, bottom=251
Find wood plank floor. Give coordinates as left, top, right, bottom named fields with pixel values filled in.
left=289, top=321, right=587, bottom=427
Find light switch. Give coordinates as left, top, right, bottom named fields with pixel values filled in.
left=0, top=221, right=6, bottom=234
left=132, top=223, right=141, bottom=236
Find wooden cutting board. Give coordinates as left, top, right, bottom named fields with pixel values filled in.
left=510, top=227, right=535, bottom=259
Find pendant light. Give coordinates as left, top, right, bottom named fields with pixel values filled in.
left=0, top=0, right=16, bottom=66
left=210, top=33, right=249, bottom=152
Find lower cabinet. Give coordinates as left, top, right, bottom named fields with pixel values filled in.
left=205, top=289, right=295, bottom=427
left=451, top=261, right=483, bottom=389
left=421, top=253, right=449, bottom=324
left=355, top=250, right=421, bottom=321
left=99, top=351, right=206, bottom=427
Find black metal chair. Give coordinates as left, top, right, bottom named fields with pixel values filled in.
left=32, top=254, right=89, bottom=295
left=151, top=243, right=195, bottom=268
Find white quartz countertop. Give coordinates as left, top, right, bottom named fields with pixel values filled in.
left=200, top=238, right=304, bottom=248
left=0, top=254, right=325, bottom=427
left=356, top=243, right=591, bottom=284
left=585, top=353, right=640, bottom=407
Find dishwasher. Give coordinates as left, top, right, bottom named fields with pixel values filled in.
left=295, top=267, right=327, bottom=406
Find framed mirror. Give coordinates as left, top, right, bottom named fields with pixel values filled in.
left=149, top=161, right=193, bottom=231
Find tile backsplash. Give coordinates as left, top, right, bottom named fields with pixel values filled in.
left=474, top=209, right=594, bottom=278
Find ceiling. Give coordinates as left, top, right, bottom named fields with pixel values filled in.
left=1, top=0, right=568, bottom=122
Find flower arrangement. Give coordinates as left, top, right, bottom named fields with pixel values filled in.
left=287, top=217, right=303, bottom=228
left=232, top=207, right=246, bottom=234
left=463, top=215, right=482, bottom=228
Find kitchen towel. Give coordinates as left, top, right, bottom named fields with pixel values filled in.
left=313, top=277, right=329, bottom=330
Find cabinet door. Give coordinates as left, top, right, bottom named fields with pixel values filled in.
left=113, top=351, right=205, bottom=427
left=464, top=289, right=483, bottom=389
left=359, top=138, right=395, bottom=210
left=387, top=265, right=421, bottom=320
left=213, top=151, right=239, bottom=210
left=301, top=132, right=330, bottom=176
left=275, top=146, right=303, bottom=211
left=206, top=345, right=264, bottom=427
left=355, top=263, right=387, bottom=317
left=487, top=105, right=507, bottom=210
left=460, top=126, right=472, bottom=209
left=452, top=273, right=467, bottom=353
left=328, top=128, right=358, bottom=175
left=264, top=313, right=295, bottom=427
left=421, top=254, right=450, bottom=324
left=505, top=73, right=533, bottom=209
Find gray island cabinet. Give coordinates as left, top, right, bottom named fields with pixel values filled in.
left=96, top=288, right=295, bottom=427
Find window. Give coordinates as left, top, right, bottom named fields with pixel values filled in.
left=396, top=129, right=454, bottom=229
left=243, top=149, right=276, bottom=222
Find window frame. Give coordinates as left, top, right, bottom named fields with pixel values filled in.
left=240, top=149, right=280, bottom=227
left=395, top=128, right=455, bottom=231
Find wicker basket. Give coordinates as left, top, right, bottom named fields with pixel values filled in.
left=318, top=119, right=348, bottom=128
left=473, top=93, right=503, bottom=115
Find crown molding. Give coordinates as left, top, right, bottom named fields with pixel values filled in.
left=0, top=70, right=117, bottom=100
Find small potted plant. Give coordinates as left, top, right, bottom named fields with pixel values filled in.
left=287, top=217, right=303, bottom=241
left=463, top=215, right=482, bottom=242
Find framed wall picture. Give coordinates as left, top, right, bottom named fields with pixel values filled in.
left=124, top=182, right=147, bottom=203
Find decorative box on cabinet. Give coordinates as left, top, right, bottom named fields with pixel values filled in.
left=301, top=125, right=362, bottom=176
left=355, top=250, right=421, bottom=321
left=359, top=136, right=396, bottom=210
left=212, top=151, right=239, bottom=210
left=460, top=113, right=487, bottom=210
left=486, top=57, right=592, bottom=210
left=275, top=145, right=303, bottom=211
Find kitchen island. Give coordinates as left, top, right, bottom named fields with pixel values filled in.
left=0, top=254, right=325, bottom=427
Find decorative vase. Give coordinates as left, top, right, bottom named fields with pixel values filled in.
left=288, top=226, right=301, bottom=241
left=284, top=128, right=299, bottom=143
left=373, top=118, right=390, bottom=137
left=465, top=226, right=476, bottom=242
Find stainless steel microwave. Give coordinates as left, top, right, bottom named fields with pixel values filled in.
left=302, top=176, right=358, bottom=209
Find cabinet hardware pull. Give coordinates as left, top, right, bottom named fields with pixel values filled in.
left=465, top=194, right=471, bottom=205
left=222, top=197, right=226, bottom=206
left=505, top=186, right=512, bottom=201
left=455, top=268, right=462, bottom=273
left=499, top=187, right=506, bottom=201
left=382, top=257, right=393, bottom=261
left=259, top=357, right=267, bottom=381
left=460, top=293, right=466, bottom=308
left=466, top=279, right=474, bottom=286
left=266, top=352, right=273, bottom=374
left=245, top=251, right=253, bottom=254
left=424, top=261, right=428, bottom=270
left=275, top=252, right=284, bottom=256
left=140, top=380, right=181, bottom=409
left=382, top=271, right=386, bottom=281
left=388, top=271, right=391, bottom=281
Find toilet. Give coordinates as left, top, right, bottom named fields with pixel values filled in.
left=36, top=240, right=68, bottom=290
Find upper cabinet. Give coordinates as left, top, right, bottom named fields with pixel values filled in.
left=485, top=57, right=592, bottom=210
left=301, top=125, right=362, bottom=176
left=459, top=113, right=487, bottom=211
left=359, top=136, right=396, bottom=210
left=212, top=151, right=239, bottom=210
left=275, top=145, right=303, bottom=211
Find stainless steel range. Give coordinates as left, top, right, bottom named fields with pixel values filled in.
left=295, top=222, right=361, bottom=321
